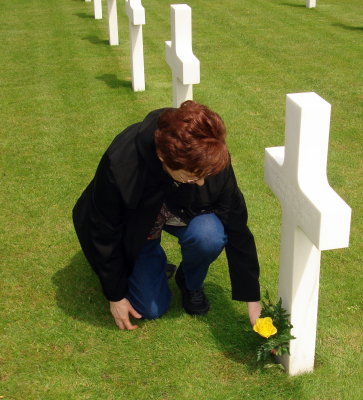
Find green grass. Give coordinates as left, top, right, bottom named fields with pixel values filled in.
left=0, top=0, right=362, bottom=398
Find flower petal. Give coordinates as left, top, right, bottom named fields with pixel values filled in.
left=253, top=317, right=277, bottom=338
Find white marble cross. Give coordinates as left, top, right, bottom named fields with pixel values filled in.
left=264, top=92, right=351, bottom=376
left=94, top=0, right=102, bottom=19
left=306, top=0, right=316, bottom=8
left=107, top=0, right=119, bottom=45
left=165, top=4, right=200, bottom=107
left=125, top=0, right=145, bottom=91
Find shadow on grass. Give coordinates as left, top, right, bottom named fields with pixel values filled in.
left=280, top=3, right=306, bottom=8
left=53, top=258, right=300, bottom=391
left=52, top=252, right=183, bottom=330
left=202, top=283, right=303, bottom=394
left=53, top=254, right=282, bottom=369
left=52, top=251, right=115, bottom=329
left=201, top=281, right=266, bottom=372
left=96, top=74, right=132, bottom=89
left=74, top=12, right=94, bottom=19
left=201, top=281, right=303, bottom=385
left=82, top=35, right=109, bottom=46
left=332, top=23, right=363, bottom=32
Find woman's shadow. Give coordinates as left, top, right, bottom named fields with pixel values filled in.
left=52, top=252, right=115, bottom=329
left=202, top=281, right=265, bottom=371
left=53, top=253, right=264, bottom=370
left=52, top=252, right=184, bottom=329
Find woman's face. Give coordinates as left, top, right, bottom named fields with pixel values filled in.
left=162, top=163, right=205, bottom=187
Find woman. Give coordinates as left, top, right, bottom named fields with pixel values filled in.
left=73, top=100, right=261, bottom=330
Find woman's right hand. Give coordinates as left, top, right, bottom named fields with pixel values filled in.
left=110, top=298, right=142, bottom=330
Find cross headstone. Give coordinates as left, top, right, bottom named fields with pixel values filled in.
left=306, top=0, right=316, bottom=8
left=125, top=0, right=145, bottom=92
left=264, top=92, right=351, bottom=376
left=94, top=0, right=102, bottom=19
left=165, top=4, right=200, bottom=107
left=107, top=0, right=119, bottom=45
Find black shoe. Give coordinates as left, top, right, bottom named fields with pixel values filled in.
left=175, top=268, right=209, bottom=315
left=166, top=263, right=177, bottom=280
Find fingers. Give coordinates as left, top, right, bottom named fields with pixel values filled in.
left=129, top=304, right=142, bottom=320
left=122, top=303, right=141, bottom=329
left=113, top=314, right=139, bottom=330
left=110, top=299, right=141, bottom=331
left=114, top=317, right=126, bottom=330
left=122, top=317, right=139, bottom=331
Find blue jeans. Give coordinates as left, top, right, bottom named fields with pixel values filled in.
left=127, top=213, right=227, bottom=319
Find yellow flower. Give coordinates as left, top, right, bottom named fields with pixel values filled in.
left=253, top=317, right=277, bottom=338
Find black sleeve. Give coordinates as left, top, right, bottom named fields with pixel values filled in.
left=214, top=166, right=260, bottom=302
left=73, top=153, right=129, bottom=302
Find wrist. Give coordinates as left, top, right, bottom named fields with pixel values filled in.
left=110, top=297, right=127, bottom=304
left=247, top=301, right=262, bottom=325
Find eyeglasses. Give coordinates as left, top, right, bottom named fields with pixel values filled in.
left=162, top=162, right=207, bottom=185
left=178, top=174, right=202, bottom=184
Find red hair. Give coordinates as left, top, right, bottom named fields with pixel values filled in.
left=154, top=101, right=230, bottom=176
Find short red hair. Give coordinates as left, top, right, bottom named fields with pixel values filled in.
left=154, top=101, right=230, bottom=176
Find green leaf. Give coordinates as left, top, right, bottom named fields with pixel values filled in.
left=255, top=290, right=296, bottom=363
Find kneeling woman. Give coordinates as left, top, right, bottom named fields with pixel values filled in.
left=72, top=100, right=262, bottom=330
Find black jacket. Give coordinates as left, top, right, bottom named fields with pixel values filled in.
left=72, top=109, right=260, bottom=302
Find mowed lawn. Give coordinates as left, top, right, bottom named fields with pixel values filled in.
left=0, top=0, right=362, bottom=399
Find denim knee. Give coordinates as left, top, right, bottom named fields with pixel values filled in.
left=136, top=295, right=170, bottom=320
left=183, top=214, right=227, bottom=255
left=127, top=239, right=171, bottom=320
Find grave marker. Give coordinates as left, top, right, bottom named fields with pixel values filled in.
left=306, top=0, right=316, bottom=8
left=107, top=0, right=119, bottom=45
left=264, top=92, right=351, bottom=376
left=125, top=0, right=145, bottom=91
left=165, top=4, right=200, bottom=107
left=94, top=0, right=102, bottom=19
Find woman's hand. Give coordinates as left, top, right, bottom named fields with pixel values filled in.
left=247, top=301, right=262, bottom=326
left=110, top=298, right=142, bottom=330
